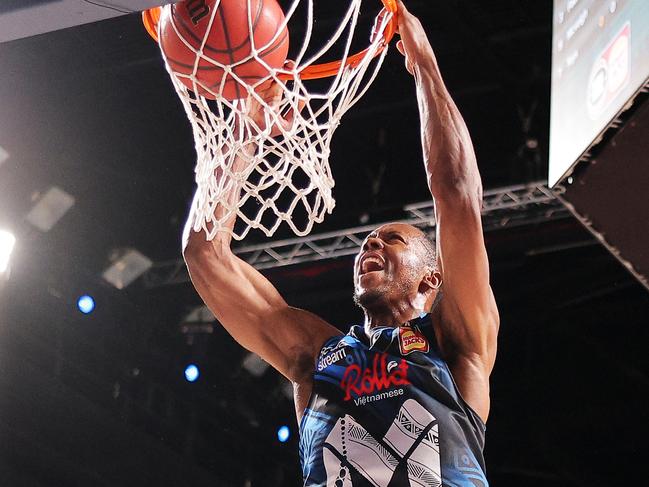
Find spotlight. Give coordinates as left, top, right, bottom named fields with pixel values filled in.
left=184, top=364, right=200, bottom=383
left=77, top=295, right=95, bottom=314
left=102, top=248, right=152, bottom=290
left=242, top=352, right=269, bottom=377
left=277, top=425, right=290, bottom=443
left=0, top=229, right=16, bottom=274
left=26, top=186, right=75, bottom=232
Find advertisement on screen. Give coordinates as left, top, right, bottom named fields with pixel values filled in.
left=549, top=0, right=649, bottom=186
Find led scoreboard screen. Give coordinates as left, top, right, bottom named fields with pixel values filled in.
left=549, top=0, right=649, bottom=186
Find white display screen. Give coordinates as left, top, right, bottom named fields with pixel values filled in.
left=549, top=0, right=649, bottom=186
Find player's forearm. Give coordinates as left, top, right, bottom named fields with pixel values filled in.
left=413, top=59, right=482, bottom=204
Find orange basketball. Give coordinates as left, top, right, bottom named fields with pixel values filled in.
left=159, top=0, right=289, bottom=100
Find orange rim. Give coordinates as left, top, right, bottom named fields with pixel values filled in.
left=142, top=0, right=398, bottom=81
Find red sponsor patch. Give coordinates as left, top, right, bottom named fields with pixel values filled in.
left=398, top=327, right=429, bottom=355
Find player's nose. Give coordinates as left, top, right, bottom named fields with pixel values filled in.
left=363, top=235, right=384, bottom=251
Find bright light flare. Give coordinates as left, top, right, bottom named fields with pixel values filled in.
left=184, top=364, right=200, bottom=382
left=277, top=425, right=290, bottom=443
left=77, top=295, right=95, bottom=314
left=0, top=230, right=16, bottom=273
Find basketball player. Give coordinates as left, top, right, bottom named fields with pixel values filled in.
left=182, top=1, right=499, bottom=485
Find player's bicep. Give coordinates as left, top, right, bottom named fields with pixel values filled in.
left=184, top=241, right=337, bottom=380
left=434, top=196, right=499, bottom=361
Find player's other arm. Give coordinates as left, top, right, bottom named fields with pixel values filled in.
left=182, top=86, right=339, bottom=384
left=396, top=1, right=499, bottom=422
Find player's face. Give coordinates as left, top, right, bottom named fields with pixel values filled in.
left=353, top=223, right=427, bottom=308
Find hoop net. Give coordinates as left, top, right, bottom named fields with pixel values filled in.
left=147, top=0, right=397, bottom=240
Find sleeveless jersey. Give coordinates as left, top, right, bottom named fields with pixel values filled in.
left=299, top=313, right=488, bottom=487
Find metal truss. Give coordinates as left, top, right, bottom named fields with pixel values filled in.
left=142, top=181, right=569, bottom=288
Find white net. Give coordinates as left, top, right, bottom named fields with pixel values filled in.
left=155, top=0, right=395, bottom=240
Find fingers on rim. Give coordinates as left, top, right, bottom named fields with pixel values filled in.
left=395, top=0, right=407, bottom=21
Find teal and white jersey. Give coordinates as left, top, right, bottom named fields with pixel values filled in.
left=299, top=314, right=488, bottom=487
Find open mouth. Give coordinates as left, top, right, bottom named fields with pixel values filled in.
left=359, top=254, right=385, bottom=275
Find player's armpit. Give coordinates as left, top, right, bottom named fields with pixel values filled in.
left=183, top=232, right=340, bottom=383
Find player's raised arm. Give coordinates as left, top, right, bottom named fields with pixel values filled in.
left=395, top=0, right=499, bottom=421
left=182, top=82, right=339, bottom=385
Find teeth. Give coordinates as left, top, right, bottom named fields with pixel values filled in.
left=361, top=255, right=384, bottom=273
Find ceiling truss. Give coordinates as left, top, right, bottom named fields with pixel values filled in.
left=142, top=181, right=569, bottom=288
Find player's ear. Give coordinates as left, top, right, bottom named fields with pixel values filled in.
left=419, top=267, right=442, bottom=293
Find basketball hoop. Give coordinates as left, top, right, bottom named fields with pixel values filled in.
left=143, top=0, right=398, bottom=240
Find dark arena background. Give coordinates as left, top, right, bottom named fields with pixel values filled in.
left=1, top=1, right=649, bottom=486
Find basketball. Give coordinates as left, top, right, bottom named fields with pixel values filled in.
left=158, top=0, right=289, bottom=100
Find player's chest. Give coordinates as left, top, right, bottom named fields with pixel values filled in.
left=314, top=328, right=440, bottom=403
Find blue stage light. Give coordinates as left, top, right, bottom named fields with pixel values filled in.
left=77, top=295, right=95, bottom=314
left=277, top=425, right=290, bottom=443
left=184, top=364, right=200, bottom=382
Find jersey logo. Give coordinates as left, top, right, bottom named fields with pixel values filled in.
left=398, top=327, right=429, bottom=355
left=340, top=353, right=410, bottom=401
left=317, top=347, right=348, bottom=371
left=319, top=337, right=348, bottom=357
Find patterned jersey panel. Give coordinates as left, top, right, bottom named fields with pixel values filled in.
left=299, top=314, right=488, bottom=487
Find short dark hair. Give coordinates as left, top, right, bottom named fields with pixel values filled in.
left=414, top=230, right=438, bottom=271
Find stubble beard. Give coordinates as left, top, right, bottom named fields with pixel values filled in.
left=353, top=285, right=388, bottom=311
left=353, top=268, right=418, bottom=314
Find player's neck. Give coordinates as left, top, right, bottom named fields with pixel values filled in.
left=363, top=304, right=424, bottom=333
left=362, top=291, right=435, bottom=333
